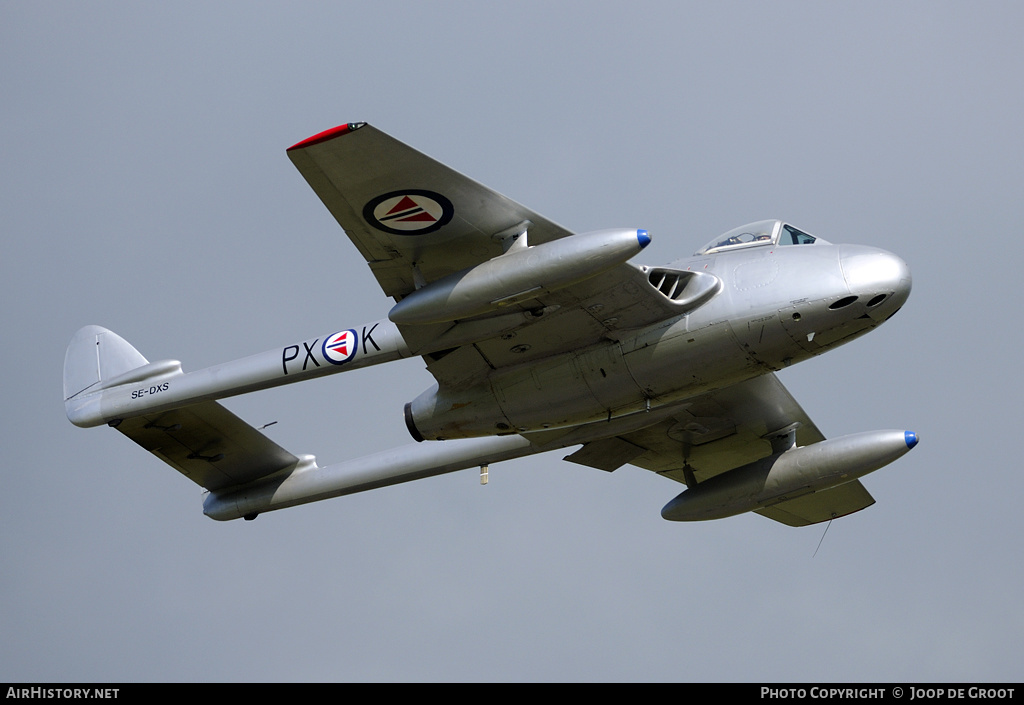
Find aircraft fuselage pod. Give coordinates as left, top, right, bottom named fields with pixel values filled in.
left=405, top=231, right=911, bottom=442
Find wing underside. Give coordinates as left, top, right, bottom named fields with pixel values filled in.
left=562, top=373, right=876, bottom=526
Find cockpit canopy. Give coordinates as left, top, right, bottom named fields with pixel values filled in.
left=696, top=219, right=826, bottom=255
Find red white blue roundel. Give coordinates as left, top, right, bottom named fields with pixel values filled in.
left=363, top=190, right=454, bottom=235
left=323, top=330, right=358, bottom=365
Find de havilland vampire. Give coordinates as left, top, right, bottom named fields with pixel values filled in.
left=64, top=123, right=916, bottom=526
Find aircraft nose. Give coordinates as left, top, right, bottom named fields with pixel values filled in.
left=839, top=245, right=912, bottom=314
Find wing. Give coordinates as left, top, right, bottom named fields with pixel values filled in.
left=562, top=373, right=876, bottom=526
left=287, top=122, right=575, bottom=300
left=287, top=122, right=692, bottom=386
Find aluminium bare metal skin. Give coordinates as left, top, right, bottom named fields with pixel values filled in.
left=63, top=123, right=916, bottom=526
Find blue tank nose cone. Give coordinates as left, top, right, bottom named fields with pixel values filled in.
left=637, top=229, right=651, bottom=249
left=905, top=431, right=919, bottom=449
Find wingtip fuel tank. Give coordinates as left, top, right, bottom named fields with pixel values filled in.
left=661, top=430, right=919, bottom=522
left=388, top=228, right=651, bottom=325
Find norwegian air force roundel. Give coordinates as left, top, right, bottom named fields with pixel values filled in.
left=363, top=190, right=454, bottom=235
left=322, top=330, right=358, bottom=365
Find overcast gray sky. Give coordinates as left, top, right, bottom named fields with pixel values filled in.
left=3, top=1, right=1022, bottom=682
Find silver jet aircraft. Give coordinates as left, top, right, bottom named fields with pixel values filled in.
left=64, top=122, right=917, bottom=526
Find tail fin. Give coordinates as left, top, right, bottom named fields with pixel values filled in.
left=63, top=325, right=149, bottom=402
left=64, top=325, right=184, bottom=428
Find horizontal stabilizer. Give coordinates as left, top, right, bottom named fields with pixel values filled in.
left=115, top=401, right=301, bottom=491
